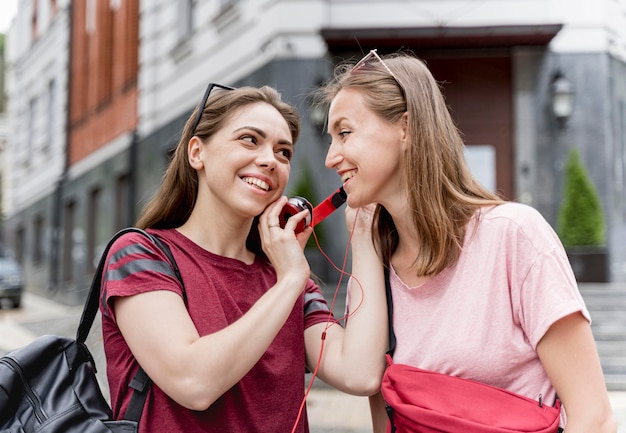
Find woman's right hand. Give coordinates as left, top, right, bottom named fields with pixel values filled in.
left=258, top=196, right=312, bottom=286
left=345, top=203, right=377, bottom=249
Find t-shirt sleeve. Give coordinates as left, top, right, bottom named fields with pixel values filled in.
left=100, top=232, right=184, bottom=322
left=512, top=208, right=591, bottom=349
left=303, top=278, right=337, bottom=329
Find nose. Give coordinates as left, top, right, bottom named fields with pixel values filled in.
left=325, top=140, right=342, bottom=169
left=257, top=144, right=277, bottom=171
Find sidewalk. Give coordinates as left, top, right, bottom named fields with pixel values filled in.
left=1, top=292, right=625, bottom=432
left=307, top=386, right=372, bottom=433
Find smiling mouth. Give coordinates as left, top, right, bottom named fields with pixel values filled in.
left=242, top=177, right=270, bottom=191
left=341, top=170, right=356, bottom=183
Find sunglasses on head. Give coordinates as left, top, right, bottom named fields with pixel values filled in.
left=351, top=49, right=404, bottom=94
left=191, top=82, right=236, bottom=135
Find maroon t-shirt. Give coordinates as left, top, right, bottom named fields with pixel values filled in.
left=100, top=228, right=333, bottom=433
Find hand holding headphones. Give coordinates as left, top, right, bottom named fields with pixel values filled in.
left=279, top=186, right=347, bottom=234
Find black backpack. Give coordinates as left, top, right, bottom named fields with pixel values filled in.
left=0, top=228, right=183, bottom=432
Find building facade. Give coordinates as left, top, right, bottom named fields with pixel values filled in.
left=4, top=0, right=70, bottom=295
left=3, top=0, right=626, bottom=305
left=60, top=0, right=140, bottom=301
left=0, top=33, right=8, bottom=233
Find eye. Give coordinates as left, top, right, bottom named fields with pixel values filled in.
left=338, top=129, right=351, bottom=139
left=240, top=135, right=257, bottom=144
left=276, top=147, right=293, bottom=162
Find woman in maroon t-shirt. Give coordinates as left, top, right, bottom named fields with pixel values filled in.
left=100, top=85, right=388, bottom=433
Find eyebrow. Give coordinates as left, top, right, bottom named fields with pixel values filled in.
left=328, top=117, right=346, bottom=133
left=233, top=126, right=293, bottom=147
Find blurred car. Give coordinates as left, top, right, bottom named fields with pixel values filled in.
left=0, top=256, right=24, bottom=308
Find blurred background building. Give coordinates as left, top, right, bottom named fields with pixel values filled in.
left=1, top=0, right=626, bottom=304
left=0, top=32, right=7, bottom=231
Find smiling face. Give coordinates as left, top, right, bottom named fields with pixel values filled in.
left=325, top=88, right=407, bottom=209
left=189, top=101, right=294, bottom=220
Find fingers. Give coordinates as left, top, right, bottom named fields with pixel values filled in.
left=258, top=198, right=314, bottom=255
left=261, top=197, right=311, bottom=234
left=260, top=196, right=288, bottom=231
left=258, top=198, right=312, bottom=282
left=294, top=218, right=314, bottom=249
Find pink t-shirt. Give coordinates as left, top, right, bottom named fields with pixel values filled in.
left=100, top=228, right=333, bottom=433
left=390, top=203, right=589, bottom=419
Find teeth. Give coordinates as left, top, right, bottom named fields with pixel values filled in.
left=341, top=170, right=356, bottom=183
left=242, top=177, right=270, bottom=191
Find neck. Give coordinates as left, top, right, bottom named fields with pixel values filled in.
left=178, top=208, right=255, bottom=263
left=383, top=197, right=426, bottom=283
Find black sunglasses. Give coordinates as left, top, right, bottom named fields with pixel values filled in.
left=191, top=82, right=236, bottom=135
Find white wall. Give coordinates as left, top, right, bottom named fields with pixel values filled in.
left=138, top=0, right=626, bottom=140
left=323, top=0, right=625, bottom=60
left=138, top=0, right=328, bottom=138
left=5, top=0, right=70, bottom=216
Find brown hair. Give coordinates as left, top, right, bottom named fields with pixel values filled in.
left=136, top=86, right=300, bottom=248
left=318, top=51, right=503, bottom=276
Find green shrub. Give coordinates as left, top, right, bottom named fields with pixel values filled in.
left=557, top=149, right=606, bottom=247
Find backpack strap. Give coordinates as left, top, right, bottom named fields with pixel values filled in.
left=124, top=366, right=152, bottom=422
left=77, top=228, right=148, bottom=343
left=151, top=234, right=187, bottom=305
left=74, top=227, right=186, bottom=423
left=384, top=267, right=399, bottom=433
left=385, top=267, right=397, bottom=357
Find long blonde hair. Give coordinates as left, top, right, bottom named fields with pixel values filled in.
left=319, top=51, right=503, bottom=276
left=136, top=85, right=300, bottom=254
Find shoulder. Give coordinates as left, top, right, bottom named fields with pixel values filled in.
left=109, top=228, right=156, bottom=251
left=101, top=228, right=183, bottom=317
left=105, top=228, right=178, bottom=280
left=108, top=228, right=174, bottom=255
left=480, top=202, right=546, bottom=224
left=474, top=203, right=564, bottom=253
left=479, top=203, right=553, bottom=236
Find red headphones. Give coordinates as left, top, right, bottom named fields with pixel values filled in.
left=279, top=186, right=347, bottom=233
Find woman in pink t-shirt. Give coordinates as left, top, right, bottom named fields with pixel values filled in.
left=319, top=50, right=617, bottom=432
left=101, top=85, right=388, bottom=432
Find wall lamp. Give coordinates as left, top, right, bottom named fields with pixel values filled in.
left=309, top=102, right=327, bottom=134
left=551, top=71, right=575, bottom=127
left=309, top=79, right=329, bottom=135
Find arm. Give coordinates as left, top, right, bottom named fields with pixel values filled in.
left=114, top=198, right=313, bottom=411
left=370, top=392, right=389, bottom=433
left=304, top=204, right=388, bottom=395
left=536, top=312, right=617, bottom=433
left=115, top=275, right=304, bottom=411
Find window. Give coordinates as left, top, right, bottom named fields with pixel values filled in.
left=62, top=201, right=75, bottom=282
left=86, top=0, right=96, bottom=34
left=177, top=0, right=193, bottom=41
left=213, top=0, right=240, bottom=33
left=86, top=0, right=114, bottom=106
left=219, top=0, right=238, bottom=10
left=31, top=0, right=39, bottom=41
left=97, top=3, right=114, bottom=105
left=33, top=214, right=45, bottom=265
left=26, top=97, right=37, bottom=166
left=115, top=174, right=130, bottom=230
left=46, top=79, right=56, bottom=151
left=122, top=0, right=139, bottom=86
left=618, top=101, right=625, bottom=204
left=15, top=227, right=25, bottom=265
left=87, top=187, right=101, bottom=273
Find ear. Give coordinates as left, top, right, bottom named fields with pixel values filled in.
left=398, top=112, right=409, bottom=150
left=188, top=136, right=204, bottom=170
